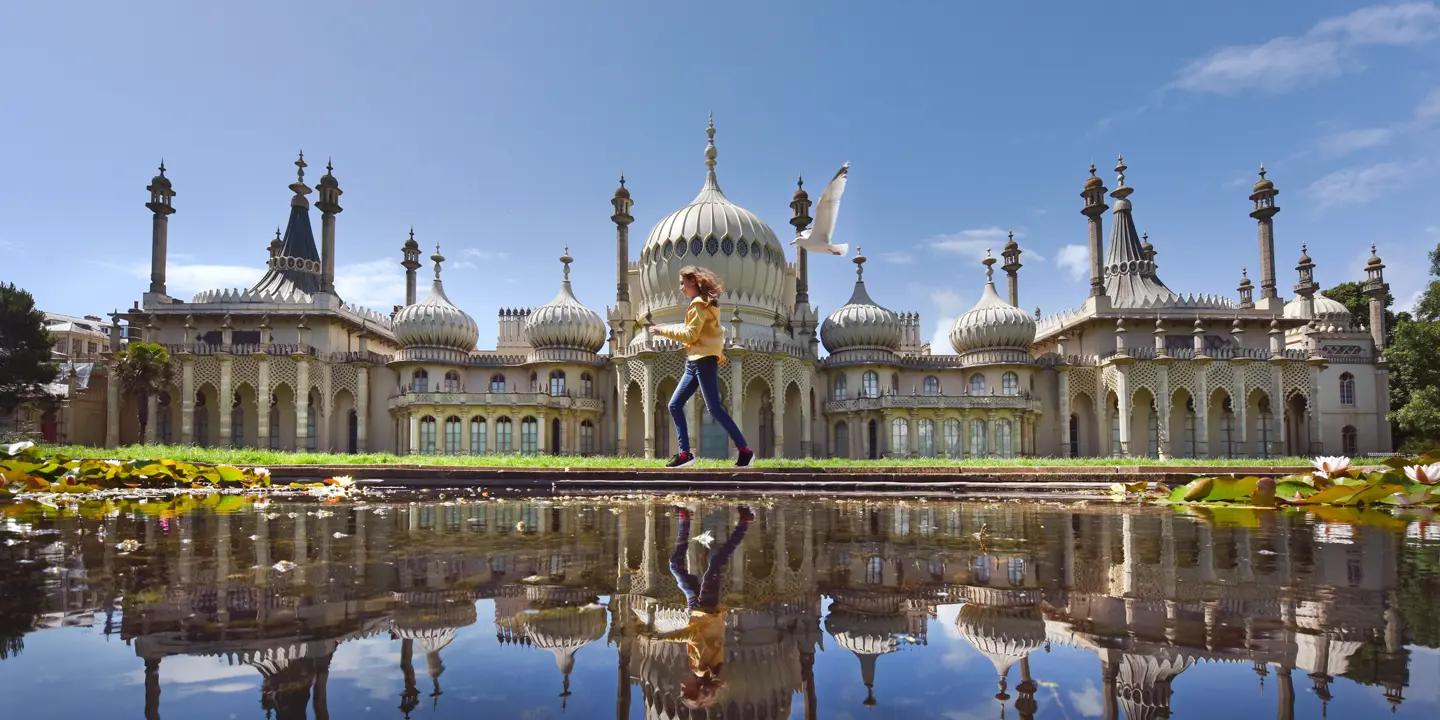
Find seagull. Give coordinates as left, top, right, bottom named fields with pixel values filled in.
left=792, top=163, right=849, bottom=256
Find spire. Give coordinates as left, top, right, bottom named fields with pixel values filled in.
left=694, top=112, right=727, bottom=202
left=560, top=245, right=573, bottom=284
left=1112, top=154, right=1130, bottom=199
left=288, top=150, right=312, bottom=205
left=432, top=244, right=445, bottom=281
left=983, top=247, right=997, bottom=283
left=252, top=153, right=320, bottom=297
left=1102, top=155, right=1175, bottom=307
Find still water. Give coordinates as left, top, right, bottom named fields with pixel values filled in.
left=1, top=495, right=1438, bottom=719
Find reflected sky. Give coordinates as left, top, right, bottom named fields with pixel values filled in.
left=1, top=496, right=1437, bottom=719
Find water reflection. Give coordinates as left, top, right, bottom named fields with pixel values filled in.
left=0, top=497, right=1435, bottom=719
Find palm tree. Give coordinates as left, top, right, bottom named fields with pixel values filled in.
left=115, top=342, right=172, bottom=442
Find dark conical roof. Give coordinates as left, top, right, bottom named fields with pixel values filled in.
left=252, top=202, right=322, bottom=297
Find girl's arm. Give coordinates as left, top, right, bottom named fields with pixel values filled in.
left=654, top=304, right=705, bottom=345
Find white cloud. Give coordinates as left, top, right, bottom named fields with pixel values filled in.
left=878, top=251, right=914, bottom=264
left=1318, top=126, right=1397, bottom=155
left=1417, top=87, right=1440, bottom=124
left=462, top=247, right=511, bottom=261
left=1054, top=244, right=1090, bottom=281
left=926, top=227, right=1024, bottom=261
left=1172, top=2, right=1440, bottom=94
left=127, top=262, right=265, bottom=297
left=1068, top=679, right=1105, bottom=718
left=449, top=260, right=478, bottom=270
left=928, top=289, right=966, bottom=353
left=335, top=258, right=409, bottom=310
left=1305, top=161, right=1418, bottom=207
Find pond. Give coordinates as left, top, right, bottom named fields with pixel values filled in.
left=1, top=495, right=1437, bottom=719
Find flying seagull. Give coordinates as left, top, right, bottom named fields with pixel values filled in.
left=792, top=163, right=849, bottom=256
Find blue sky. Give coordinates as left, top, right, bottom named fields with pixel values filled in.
left=2, top=1, right=1438, bottom=351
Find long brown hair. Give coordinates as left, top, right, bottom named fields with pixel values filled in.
left=679, top=266, right=722, bottom=306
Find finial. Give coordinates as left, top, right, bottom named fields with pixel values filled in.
left=853, top=246, right=867, bottom=278
left=1089, top=160, right=1096, bottom=177
left=1114, top=154, right=1127, bottom=188
left=295, top=150, right=306, bottom=182
left=431, top=244, right=445, bottom=280
left=409, top=226, right=415, bottom=241
left=274, top=227, right=282, bottom=241
left=1242, top=266, right=1248, bottom=279
left=982, top=247, right=996, bottom=281
left=560, top=245, right=573, bottom=283
left=705, top=112, right=718, bottom=168
left=1258, top=163, right=1267, bottom=180
left=618, top=173, right=625, bottom=187
left=326, top=157, right=334, bottom=174
left=1008, top=228, right=1014, bottom=242
left=797, top=173, right=804, bottom=189
left=1301, top=242, right=1307, bottom=253
left=1370, top=242, right=1377, bottom=255
left=158, top=159, right=166, bottom=176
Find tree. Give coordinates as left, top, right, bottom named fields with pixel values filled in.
left=1323, top=281, right=1400, bottom=345
left=1388, top=242, right=1440, bottom=449
left=114, top=342, right=172, bottom=442
left=0, top=283, right=57, bottom=414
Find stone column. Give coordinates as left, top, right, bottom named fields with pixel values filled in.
left=1156, top=365, right=1171, bottom=460
left=800, top=380, right=813, bottom=457
left=1375, top=364, right=1392, bottom=453
left=615, top=375, right=628, bottom=456
left=641, top=362, right=654, bottom=459
left=1271, top=363, right=1287, bottom=457
left=1058, top=371, right=1072, bottom=457
left=1011, top=414, right=1022, bottom=457
left=988, top=411, right=999, bottom=457
left=295, top=357, right=311, bottom=451
left=1232, top=362, right=1249, bottom=457
left=772, top=362, right=786, bottom=458
left=180, top=358, right=195, bottom=444
left=1194, top=364, right=1210, bottom=458
left=538, top=412, right=548, bottom=453
left=253, top=514, right=269, bottom=587
left=408, top=412, right=420, bottom=455
left=355, top=365, right=369, bottom=452
left=907, top=414, right=918, bottom=457
left=256, top=356, right=270, bottom=449
left=1308, top=364, right=1323, bottom=454
left=144, top=394, right=158, bottom=445
left=936, top=415, right=948, bottom=458
left=319, top=363, right=333, bottom=451
left=1114, top=368, right=1132, bottom=457
left=104, top=360, right=121, bottom=449
left=218, top=356, right=233, bottom=447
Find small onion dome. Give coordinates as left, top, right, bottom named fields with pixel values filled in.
left=949, top=253, right=1037, bottom=355
left=1297, top=243, right=1312, bottom=266
left=524, top=247, right=606, bottom=353
left=1284, top=291, right=1352, bottom=329
left=955, top=603, right=1046, bottom=678
left=1083, top=161, right=1104, bottom=191
left=821, top=249, right=903, bottom=355
left=792, top=174, right=810, bottom=202
left=393, top=246, right=479, bottom=353
left=150, top=160, right=172, bottom=189
left=1367, top=242, right=1384, bottom=268
left=614, top=174, right=631, bottom=199
left=1253, top=164, right=1275, bottom=193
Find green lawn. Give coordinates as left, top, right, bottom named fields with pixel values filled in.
left=37, top=443, right=1318, bottom=469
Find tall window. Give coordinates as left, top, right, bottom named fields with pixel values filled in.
left=549, top=370, right=566, bottom=396
left=1221, top=397, right=1236, bottom=458
left=580, top=420, right=595, bottom=455
left=922, top=376, right=940, bottom=396
left=891, top=419, right=908, bottom=456
left=862, top=371, right=879, bottom=399
left=470, top=417, right=487, bottom=454
left=231, top=392, right=244, bottom=448
left=996, top=419, right=1013, bottom=458
left=412, top=369, right=429, bottom=392
left=834, top=422, right=849, bottom=458
left=890, top=373, right=900, bottom=395
left=1008, top=558, right=1026, bottom=587
left=443, top=371, right=460, bottom=393
left=968, top=373, right=986, bottom=396
left=944, top=419, right=961, bottom=459
left=195, top=392, right=209, bottom=447
left=157, top=392, right=173, bottom=444
left=918, top=419, right=936, bottom=457
left=306, top=394, right=317, bottom=451
left=521, top=417, right=538, bottom=454
left=974, top=556, right=992, bottom=584
left=490, top=374, right=506, bottom=393
left=1068, top=414, right=1079, bottom=457
left=1184, top=398, right=1197, bottom=458
left=1147, top=403, right=1159, bottom=458
left=1002, top=372, right=1019, bottom=396
left=1342, top=425, right=1358, bottom=456
left=419, top=415, right=437, bottom=454
left=580, top=373, right=593, bottom=398
left=529, top=372, right=538, bottom=393
left=496, top=417, right=513, bottom=452
left=445, top=416, right=462, bottom=454
left=1339, top=372, right=1355, bottom=406
left=865, top=556, right=884, bottom=585
left=970, top=419, right=988, bottom=457
left=834, top=375, right=848, bottom=400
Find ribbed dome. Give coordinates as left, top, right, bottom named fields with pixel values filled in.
left=524, top=249, right=606, bottom=354
left=949, top=260, right=1036, bottom=355
left=955, top=603, right=1046, bottom=676
left=637, top=119, right=787, bottom=318
left=821, top=253, right=902, bottom=355
left=393, top=249, right=479, bottom=353
left=1284, top=291, right=1352, bottom=329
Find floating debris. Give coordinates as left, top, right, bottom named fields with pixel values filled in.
left=115, top=539, right=141, bottom=553
left=271, top=560, right=298, bottom=573
left=693, top=530, right=715, bottom=548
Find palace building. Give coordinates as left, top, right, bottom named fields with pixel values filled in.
left=89, top=119, right=1392, bottom=458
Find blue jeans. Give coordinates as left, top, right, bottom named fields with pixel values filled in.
left=670, top=514, right=748, bottom=611
left=668, top=356, right=747, bottom=455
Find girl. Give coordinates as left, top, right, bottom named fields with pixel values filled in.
left=653, top=266, right=753, bottom=468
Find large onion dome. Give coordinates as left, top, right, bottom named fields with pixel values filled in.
left=1284, top=291, right=1352, bottom=331
left=955, top=602, right=1046, bottom=678
left=636, top=115, right=788, bottom=325
left=821, top=250, right=903, bottom=360
left=393, top=246, right=479, bottom=360
left=523, top=247, right=607, bottom=360
left=949, top=253, right=1036, bottom=362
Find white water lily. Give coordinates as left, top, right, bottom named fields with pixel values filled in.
left=1396, top=488, right=1432, bottom=506
left=1404, top=463, right=1440, bottom=485
left=252, top=467, right=271, bottom=477
left=329, top=475, right=355, bottom=487
left=692, top=530, right=715, bottom=549
left=1312, top=456, right=1352, bottom=479
left=2, top=441, right=34, bottom=456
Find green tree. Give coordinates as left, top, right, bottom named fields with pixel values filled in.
left=1388, top=242, right=1440, bottom=449
left=114, top=342, right=172, bottom=442
left=1323, top=281, right=1399, bottom=345
left=0, top=283, right=58, bottom=414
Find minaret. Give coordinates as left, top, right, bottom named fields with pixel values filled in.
left=1249, top=164, right=1280, bottom=305
left=1294, top=243, right=1317, bottom=320
left=315, top=158, right=343, bottom=296
left=611, top=174, right=633, bottom=303
left=791, top=174, right=814, bottom=307
left=145, top=160, right=176, bottom=296
left=401, top=228, right=421, bottom=306
left=1364, top=243, right=1388, bottom=350
left=1002, top=229, right=1022, bottom=307
left=1237, top=267, right=1254, bottom=308
left=1081, top=161, right=1108, bottom=298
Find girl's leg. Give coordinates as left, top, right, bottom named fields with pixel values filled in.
left=695, top=357, right=748, bottom=449
left=668, top=362, right=700, bottom=454
left=669, top=509, right=700, bottom=605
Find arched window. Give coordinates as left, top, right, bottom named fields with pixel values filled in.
left=231, top=391, right=244, bottom=448
left=1184, top=397, right=1197, bottom=458
left=306, top=394, right=317, bottom=451
left=580, top=372, right=593, bottom=398
left=157, top=392, right=173, bottom=444
left=1069, top=413, right=1080, bottom=457
left=834, top=422, right=849, bottom=458
left=1008, top=558, right=1026, bottom=587
left=1110, top=402, right=1122, bottom=456
left=411, top=369, right=429, bottom=392
left=443, top=370, right=460, bottom=393
left=1147, top=403, right=1159, bottom=458
left=580, top=420, right=595, bottom=455
left=1221, top=396, right=1236, bottom=458
left=943, top=419, right=961, bottom=458
left=918, top=419, right=935, bottom=457
left=418, top=415, right=437, bottom=454
left=970, top=419, right=988, bottom=458
left=444, top=416, right=462, bottom=454
left=548, top=370, right=566, bottom=396
left=1002, top=372, right=1019, bottom=396
left=194, top=391, right=209, bottom=447
left=973, top=556, right=992, bottom=584
left=268, top=394, right=279, bottom=449
left=1257, top=396, right=1273, bottom=459
left=892, top=509, right=912, bottom=535
left=865, top=556, right=884, bottom=585
left=470, top=417, right=487, bottom=454
left=996, top=419, right=1013, bottom=458
left=891, top=418, right=909, bottom=457
left=862, top=371, right=879, bottom=399
left=890, top=372, right=900, bottom=395
left=968, top=373, right=986, bottom=396
left=833, top=374, right=848, bottom=401
left=1342, top=425, right=1358, bottom=456
left=923, top=376, right=940, bottom=396
left=1339, top=372, right=1355, bottom=406
left=490, top=374, right=506, bottom=393
left=520, top=417, right=539, bottom=454
left=529, top=371, right=538, bottom=393
left=496, top=416, right=513, bottom=452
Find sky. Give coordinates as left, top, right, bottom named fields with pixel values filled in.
left=2, top=1, right=1438, bottom=352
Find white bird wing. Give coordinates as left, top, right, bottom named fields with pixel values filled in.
left=805, top=163, right=849, bottom=247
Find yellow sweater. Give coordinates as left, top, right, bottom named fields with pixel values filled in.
left=656, top=609, right=726, bottom=677
left=654, top=297, right=726, bottom=364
